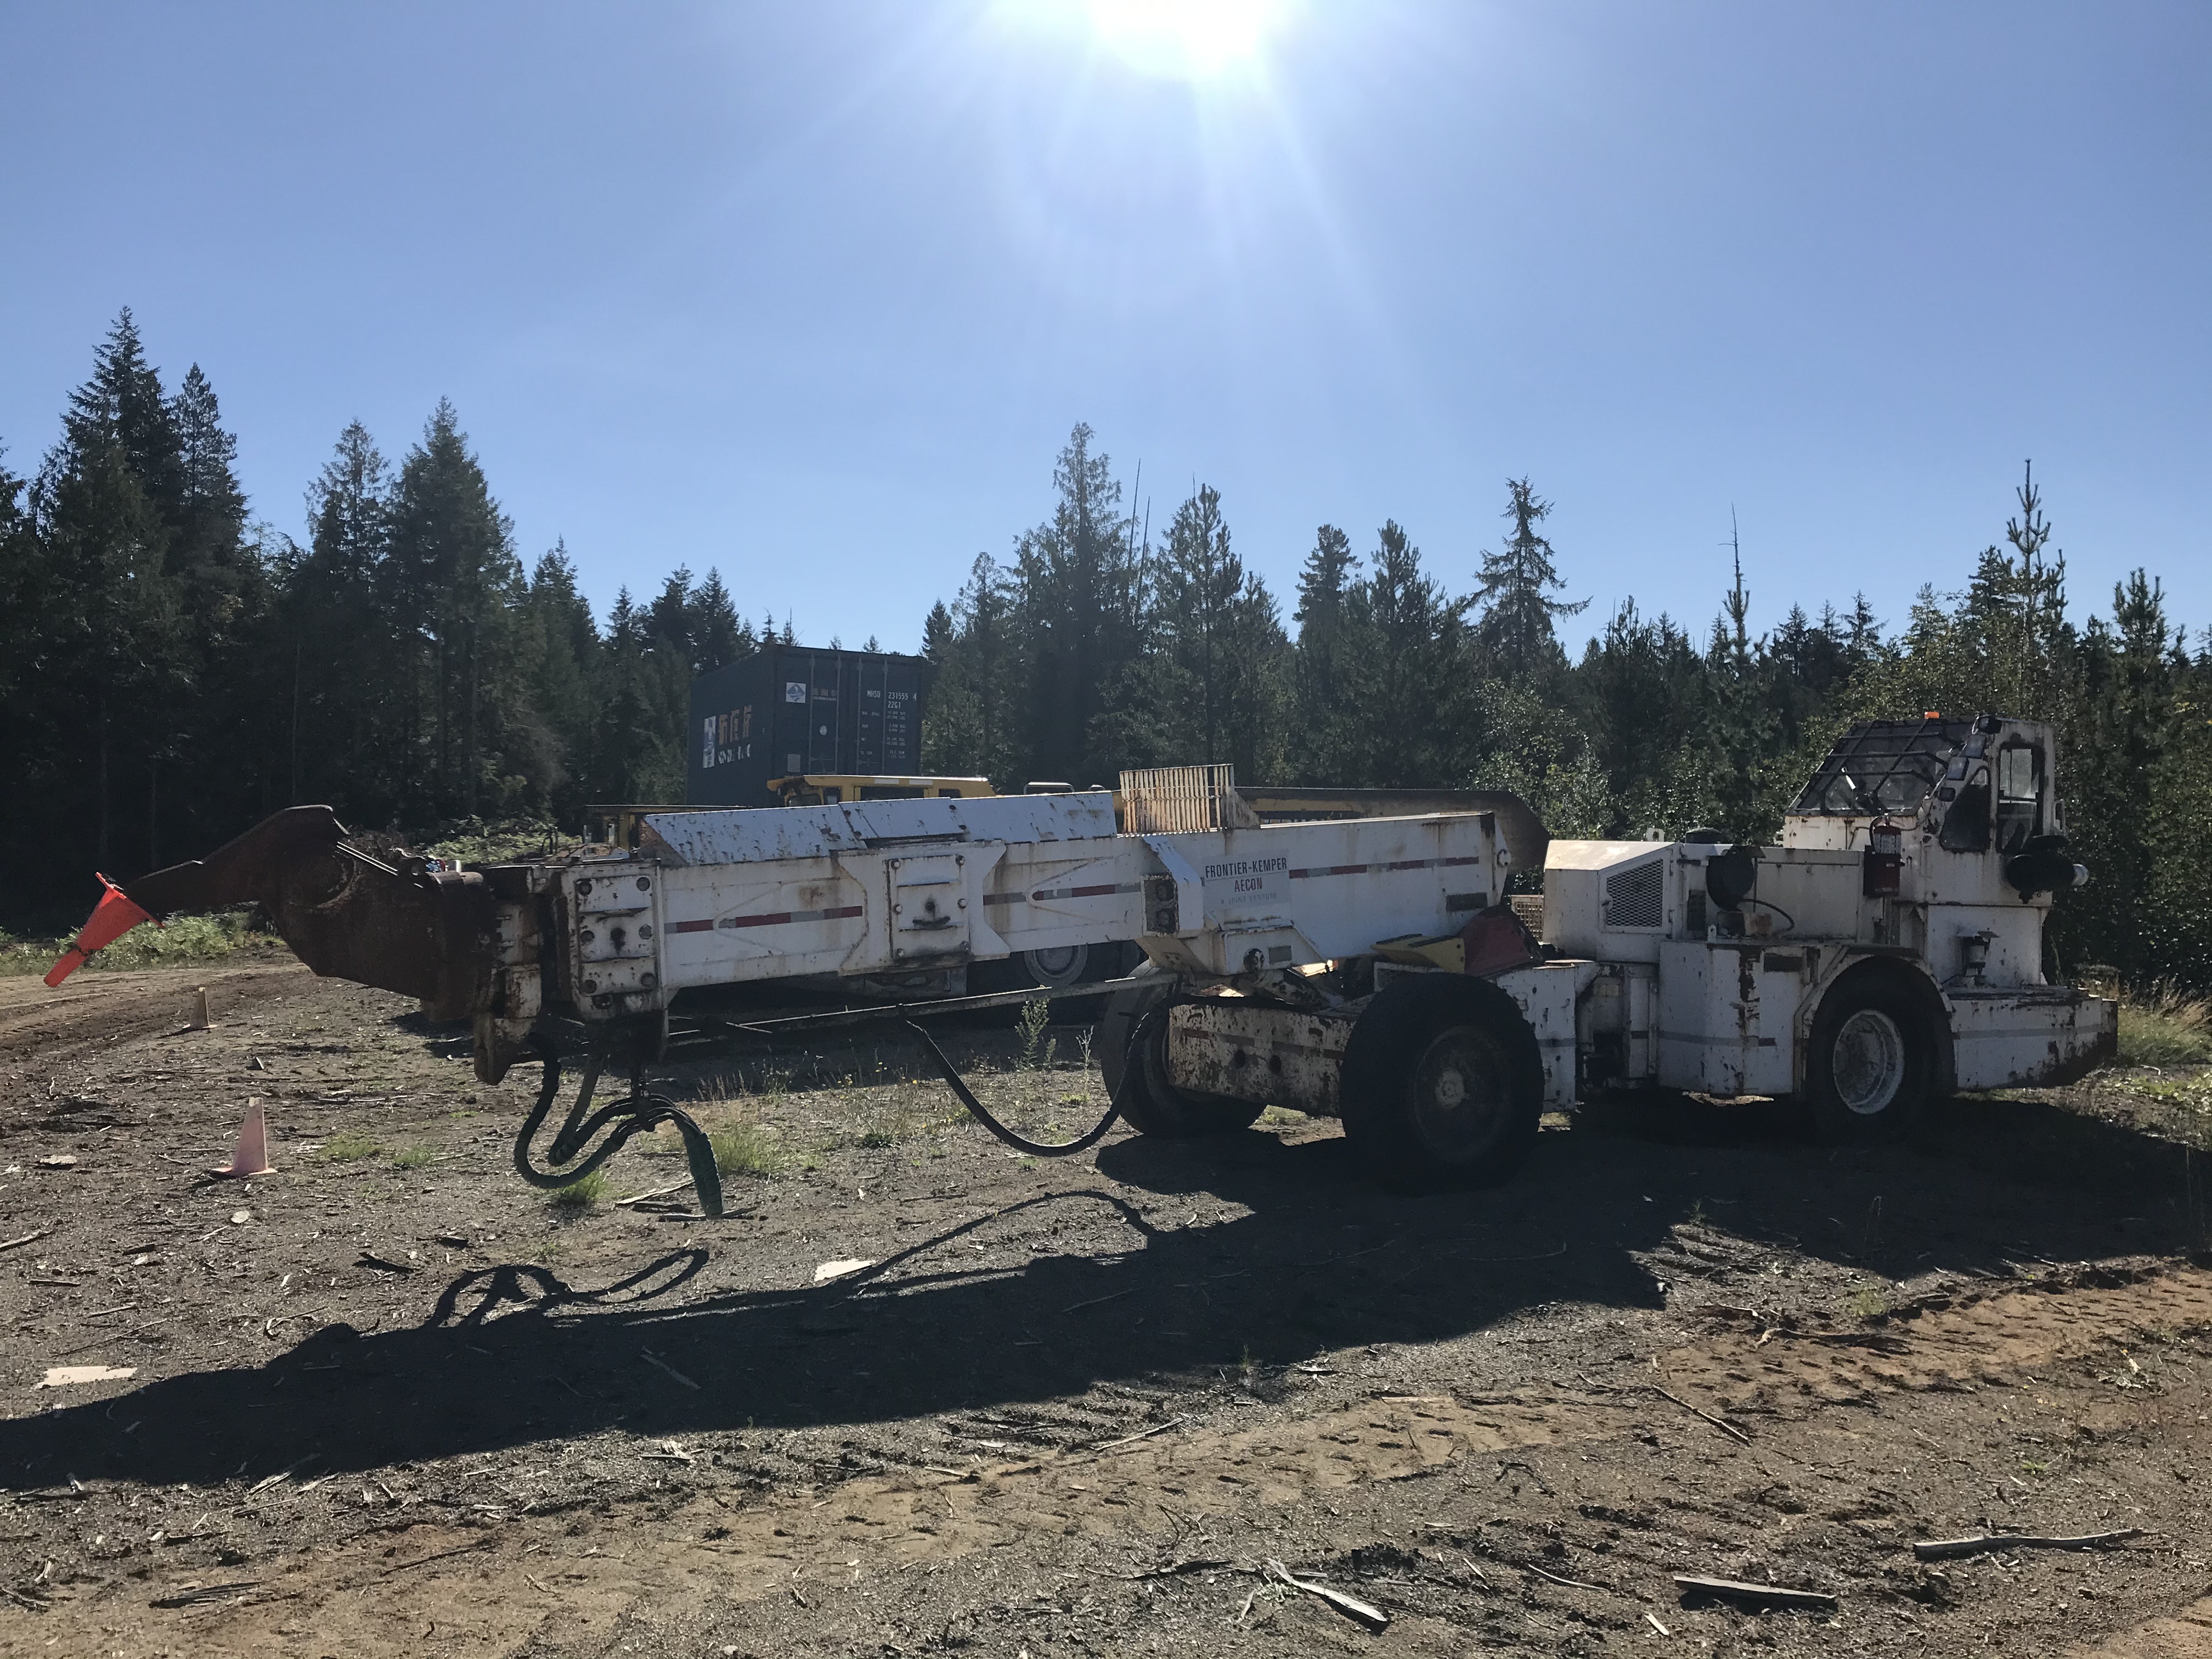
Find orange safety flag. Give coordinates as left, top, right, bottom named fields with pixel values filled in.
left=44, top=874, right=157, bottom=988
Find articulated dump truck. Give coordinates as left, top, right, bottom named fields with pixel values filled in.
left=50, top=718, right=2114, bottom=1214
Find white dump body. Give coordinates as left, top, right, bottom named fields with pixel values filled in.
left=477, top=791, right=1511, bottom=1043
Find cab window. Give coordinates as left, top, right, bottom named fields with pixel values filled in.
left=1994, top=743, right=2041, bottom=850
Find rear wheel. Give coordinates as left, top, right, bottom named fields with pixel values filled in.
left=1097, top=981, right=1263, bottom=1138
left=1808, top=973, right=1938, bottom=1142
left=970, top=940, right=1131, bottom=998
left=1339, top=977, right=1543, bottom=1190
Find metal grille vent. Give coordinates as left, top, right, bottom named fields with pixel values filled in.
left=1602, top=859, right=1664, bottom=929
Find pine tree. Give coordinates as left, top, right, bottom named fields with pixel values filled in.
left=1470, top=478, right=1586, bottom=682
left=25, top=317, right=192, bottom=872
left=1334, top=522, right=1471, bottom=788
left=921, top=554, right=1021, bottom=781
left=1290, top=524, right=1357, bottom=781
left=1963, top=462, right=2073, bottom=720
left=591, top=589, right=683, bottom=802
left=384, top=400, right=523, bottom=821
left=1697, top=530, right=1780, bottom=840
left=691, top=569, right=747, bottom=670
left=73, top=309, right=185, bottom=534
left=520, top=541, right=602, bottom=818
left=1138, top=484, right=1288, bottom=776
left=1011, top=425, right=1145, bottom=783
left=1569, top=600, right=1706, bottom=834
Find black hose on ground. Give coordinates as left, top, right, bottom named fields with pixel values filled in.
left=515, top=1002, right=1150, bottom=1210
left=515, top=1041, right=726, bottom=1219
left=903, top=1012, right=1146, bottom=1158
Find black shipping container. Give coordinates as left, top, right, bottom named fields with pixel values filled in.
left=686, top=645, right=928, bottom=807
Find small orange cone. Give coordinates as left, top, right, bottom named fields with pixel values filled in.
left=44, top=874, right=156, bottom=988
left=210, top=1097, right=276, bottom=1179
left=189, top=986, right=212, bottom=1030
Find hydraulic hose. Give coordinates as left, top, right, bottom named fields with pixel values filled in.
left=516, top=1042, right=726, bottom=1219
left=904, top=1014, right=1143, bottom=1158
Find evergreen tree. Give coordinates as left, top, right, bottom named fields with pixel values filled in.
left=691, top=569, right=748, bottom=670
left=1334, top=522, right=1471, bottom=788
left=519, top=541, right=602, bottom=819
left=1290, top=524, right=1357, bottom=781
left=1570, top=600, right=1707, bottom=834
left=1011, top=425, right=1145, bottom=784
left=921, top=554, right=1021, bottom=783
left=27, top=319, right=190, bottom=871
left=1470, top=478, right=1586, bottom=682
left=591, top=589, right=684, bottom=802
left=1696, top=532, right=1781, bottom=840
left=384, top=400, right=523, bottom=820
left=1126, top=484, right=1288, bottom=776
left=287, top=421, right=398, bottom=812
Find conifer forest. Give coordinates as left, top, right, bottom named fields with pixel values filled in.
left=5, top=313, right=2207, bottom=986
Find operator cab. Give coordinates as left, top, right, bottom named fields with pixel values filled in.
left=1786, top=714, right=2061, bottom=862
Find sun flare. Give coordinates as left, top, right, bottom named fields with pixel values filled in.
left=1083, top=0, right=1278, bottom=80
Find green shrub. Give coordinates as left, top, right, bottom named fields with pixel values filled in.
left=1015, top=997, right=1051, bottom=1069
left=1849, top=1285, right=1892, bottom=1321
left=423, top=818, right=573, bottom=866
left=0, top=909, right=272, bottom=976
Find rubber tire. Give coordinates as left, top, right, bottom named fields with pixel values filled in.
left=1807, top=972, right=1938, bottom=1143
left=1338, top=976, right=1543, bottom=1192
left=1097, top=981, right=1264, bottom=1138
left=970, top=940, right=1130, bottom=997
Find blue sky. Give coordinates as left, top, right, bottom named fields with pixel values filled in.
left=3, top=2, right=2205, bottom=653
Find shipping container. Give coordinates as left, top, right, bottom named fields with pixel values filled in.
left=686, top=645, right=928, bottom=808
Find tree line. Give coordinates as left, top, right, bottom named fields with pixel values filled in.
left=921, top=427, right=2211, bottom=987
left=5, top=315, right=2208, bottom=986
left=2, top=312, right=783, bottom=921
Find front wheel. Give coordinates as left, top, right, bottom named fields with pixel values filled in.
left=1807, top=973, right=1939, bottom=1142
left=1339, top=978, right=1543, bottom=1191
left=1096, top=982, right=1263, bottom=1138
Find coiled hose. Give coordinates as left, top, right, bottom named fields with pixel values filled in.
left=516, top=1041, right=726, bottom=1219
left=517, top=1006, right=1154, bottom=1217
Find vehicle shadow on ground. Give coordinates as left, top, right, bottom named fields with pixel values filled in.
left=3, top=1088, right=2200, bottom=1493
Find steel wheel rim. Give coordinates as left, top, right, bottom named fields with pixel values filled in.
left=1833, top=1008, right=1906, bottom=1115
left=1409, top=1026, right=1511, bottom=1161
left=1024, top=944, right=1088, bottom=989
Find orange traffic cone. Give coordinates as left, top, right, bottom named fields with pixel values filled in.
left=44, top=875, right=156, bottom=988
left=210, top=1097, right=276, bottom=1179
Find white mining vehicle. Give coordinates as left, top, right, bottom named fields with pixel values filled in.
left=53, top=717, right=2114, bottom=1212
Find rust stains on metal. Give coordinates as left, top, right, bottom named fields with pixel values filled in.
left=125, top=806, right=495, bottom=1023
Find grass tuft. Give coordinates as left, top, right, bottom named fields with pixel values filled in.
left=390, top=1144, right=439, bottom=1169
left=315, top=1133, right=381, bottom=1162
left=1848, top=1285, right=1892, bottom=1322
left=2115, top=981, right=2212, bottom=1068
left=710, top=1122, right=783, bottom=1177
left=551, top=1170, right=609, bottom=1210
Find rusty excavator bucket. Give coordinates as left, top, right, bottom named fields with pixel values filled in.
left=48, top=806, right=497, bottom=1023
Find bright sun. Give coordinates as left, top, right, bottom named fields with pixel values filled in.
left=1082, top=0, right=1278, bottom=80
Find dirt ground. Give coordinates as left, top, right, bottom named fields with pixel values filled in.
left=1, top=960, right=2209, bottom=1658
